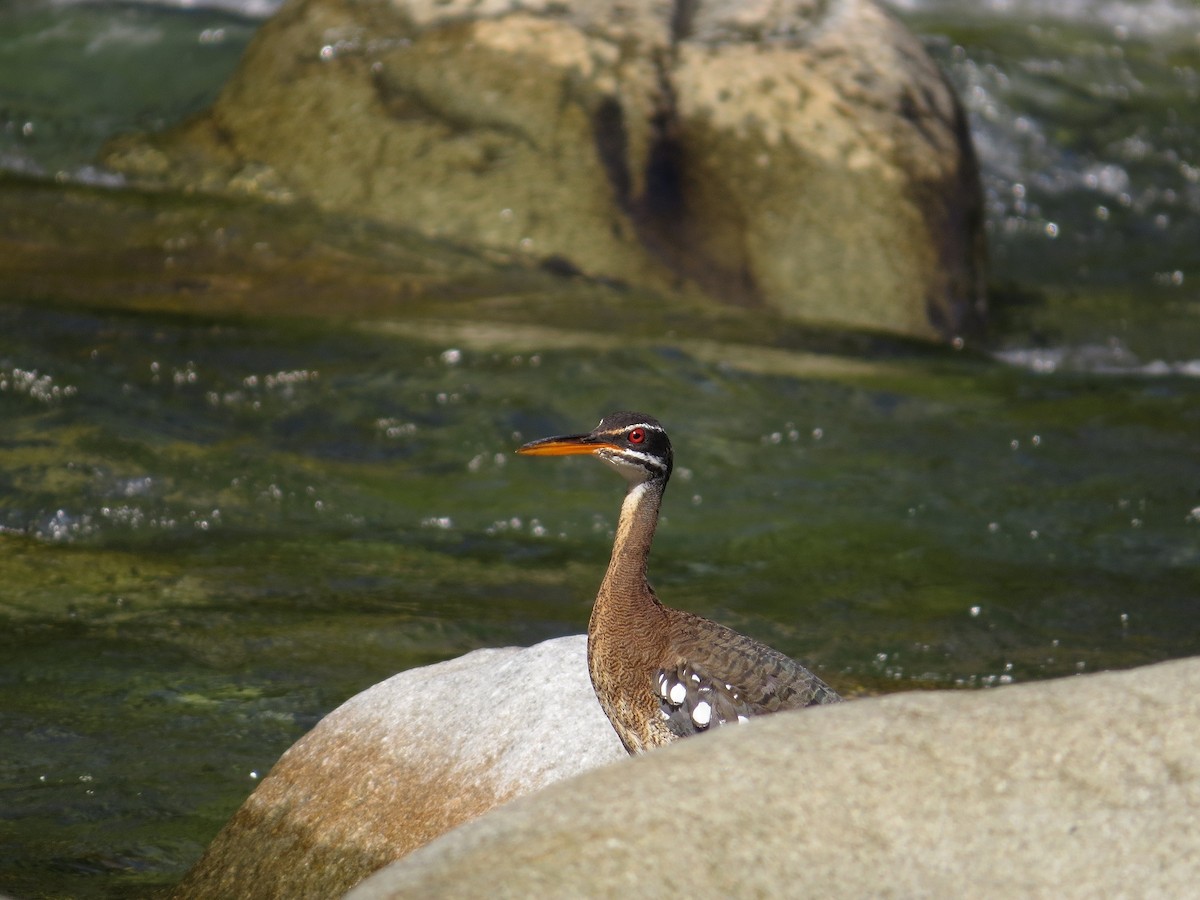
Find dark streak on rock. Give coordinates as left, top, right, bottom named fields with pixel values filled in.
left=918, top=75, right=988, bottom=339
left=590, top=45, right=761, bottom=307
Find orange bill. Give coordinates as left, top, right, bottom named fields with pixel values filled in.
left=516, top=434, right=618, bottom=456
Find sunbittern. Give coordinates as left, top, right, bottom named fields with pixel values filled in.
left=518, top=411, right=840, bottom=754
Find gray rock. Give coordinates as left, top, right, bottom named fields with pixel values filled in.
left=104, top=0, right=985, bottom=341
left=348, top=656, right=1200, bottom=898
left=173, top=635, right=623, bottom=899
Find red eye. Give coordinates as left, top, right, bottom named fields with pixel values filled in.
left=628, top=428, right=645, bottom=444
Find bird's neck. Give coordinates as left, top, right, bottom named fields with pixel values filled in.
left=596, top=479, right=665, bottom=617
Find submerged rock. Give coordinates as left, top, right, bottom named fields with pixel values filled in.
left=347, top=656, right=1200, bottom=898
left=172, top=635, right=623, bottom=899
left=104, top=0, right=986, bottom=341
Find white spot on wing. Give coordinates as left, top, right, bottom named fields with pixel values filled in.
left=669, top=681, right=686, bottom=705
left=693, top=701, right=712, bottom=727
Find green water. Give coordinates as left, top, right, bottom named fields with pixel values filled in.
left=2, top=0, right=1200, bottom=897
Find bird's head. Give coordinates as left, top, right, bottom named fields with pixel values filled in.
left=517, top=411, right=673, bottom=485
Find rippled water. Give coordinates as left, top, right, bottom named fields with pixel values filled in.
left=1, top=0, right=1199, bottom=897
left=3, top=301, right=1198, bottom=897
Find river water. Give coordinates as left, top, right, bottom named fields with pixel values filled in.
left=1, top=1, right=1198, bottom=897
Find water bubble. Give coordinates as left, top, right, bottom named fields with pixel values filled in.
left=440, top=348, right=462, bottom=366
left=376, top=418, right=417, bottom=438
left=969, top=605, right=982, bottom=617
left=0, top=367, right=77, bottom=404
left=172, top=361, right=198, bottom=385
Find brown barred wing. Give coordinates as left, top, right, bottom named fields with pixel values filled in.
left=654, top=611, right=840, bottom=739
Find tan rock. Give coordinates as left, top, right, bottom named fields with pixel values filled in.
left=104, top=0, right=985, bottom=340
left=172, top=635, right=623, bottom=899
left=348, top=656, right=1200, bottom=898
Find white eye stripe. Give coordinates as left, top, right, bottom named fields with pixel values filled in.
left=607, top=448, right=667, bottom=471
left=598, top=423, right=665, bottom=438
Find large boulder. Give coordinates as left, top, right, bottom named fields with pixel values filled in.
left=104, top=0, right=986, bottom=341
left=172, top=635, right=624, bottom=899
left=348, top=655, right=1200, bottom=898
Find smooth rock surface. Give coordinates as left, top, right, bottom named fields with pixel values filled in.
left=349, top=656, right=1200, bottom=899
left=103, top=0, right=986, bottom=341
left=173, top=635, right=624, bottom=899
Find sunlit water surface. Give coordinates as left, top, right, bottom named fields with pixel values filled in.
left=2, top=303, right=1197, bottom=897
left=1, top=0, right=1199, bottom=897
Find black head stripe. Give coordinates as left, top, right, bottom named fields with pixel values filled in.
left=591, top=411, right=673, bottom=481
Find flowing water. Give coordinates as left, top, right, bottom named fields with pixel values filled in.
left=1, top=0, right=1199, bottom=897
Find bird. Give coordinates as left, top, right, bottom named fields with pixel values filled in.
left=517, top=411, right=841, bottom=754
